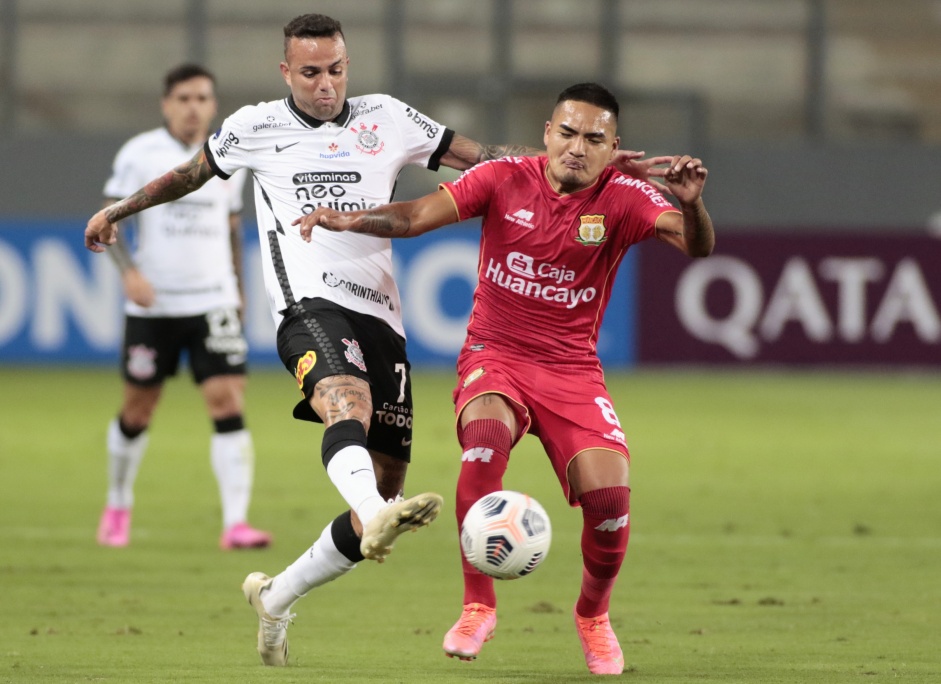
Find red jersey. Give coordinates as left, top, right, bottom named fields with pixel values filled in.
left=442, top=155, right=677, bottom=364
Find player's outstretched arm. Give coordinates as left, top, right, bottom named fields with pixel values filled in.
left=438, top=133, right=543, bottom=171
left=441, top=134, right=666, bottom=186
left=655, top=155, right=714, bottom=258
left=99, top=198, right=155, bottom=306
left=84, top=149, right=215, bottom=252
left=295, top=189, right=459, bottom=242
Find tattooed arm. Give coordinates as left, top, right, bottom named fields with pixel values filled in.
left=84, top=149, right=215, bottom=252
left=102, top=199, right=135, bottom=273
left=438, top=133, right=542, bottom=171
left=295, top=188, right=459, bottom=242
left=100, top=198, right=157, bottom=307
left=439, top=134, right=665, bottom=188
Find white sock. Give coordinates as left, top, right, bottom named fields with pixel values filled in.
left=210, top=429, right=255, bottom=530
left=325, top=445, right=386, bottom=525
left=263, top=522, right=356, bottom=617
left=106, top=418, right=148, bottom=509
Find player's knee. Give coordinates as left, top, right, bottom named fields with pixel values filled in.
left=119, top=403, right=156, bottom=431
left=310, top=375, right=373, bottom=429
left=578, top=485, right=631, bottom=519
left=458, top=418, right=513, bottom=464
left=202, top=376, right=244, bottom=415
left=569, top=450, right=629, bottom=497
left=117, top=414, right=148, bottom=439
left=321, top=419, right=368, bottom=468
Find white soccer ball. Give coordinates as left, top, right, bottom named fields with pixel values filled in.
left=460, top=490, right=552, bottom=580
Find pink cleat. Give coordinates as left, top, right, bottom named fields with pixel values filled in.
left=573, top=610, right=624, bottom=675
left=442, top=603, right=497, bottom=661
left=97, top=507, right=131, bottom=547
left=220, top=522, right=272, bottom=550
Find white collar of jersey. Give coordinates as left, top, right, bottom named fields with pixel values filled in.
left=286, top=96, right=353, bottom=129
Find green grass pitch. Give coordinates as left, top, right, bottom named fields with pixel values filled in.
left=1, top=367, right=939, bottom=683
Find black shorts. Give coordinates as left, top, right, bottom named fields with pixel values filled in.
left=277, top=297, right=413, bottom=461
left=122, top=307, right=248, bottom=387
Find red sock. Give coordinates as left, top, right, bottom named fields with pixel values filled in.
left=455, top=419, right=512, bottom=608
left=576, top=486, right=631, bottom=618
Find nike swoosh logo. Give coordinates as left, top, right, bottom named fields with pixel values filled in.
left=351, top=468, right=371, bottom=475
left=401, top=438, right=413, bottom=447
left=275, top=142, right=299, bottom=153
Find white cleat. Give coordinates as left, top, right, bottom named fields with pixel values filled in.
left=360, top=492, right=444, bottom=562
left=242, top=572, right=295, bottom=666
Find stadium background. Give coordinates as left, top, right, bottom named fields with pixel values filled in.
left=2, top=3, right=940, bottom=681
left=1, top=0, right=940, bottom=366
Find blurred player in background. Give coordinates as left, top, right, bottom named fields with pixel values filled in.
left=298, top=82, right=714, bottom=675
left=95, top=64, right=271, bottom=551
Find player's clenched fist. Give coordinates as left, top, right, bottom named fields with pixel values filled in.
left=85, top=209, right=119, bottom=253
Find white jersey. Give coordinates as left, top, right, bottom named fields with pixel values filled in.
left=203, top=94, right=453, bottom=337
left=105, top=127, right=246, bottom=317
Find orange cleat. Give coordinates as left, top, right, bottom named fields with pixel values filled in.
left=573, top=610, right=624, bottom=675
left=442, top=603, right=497, bottom=661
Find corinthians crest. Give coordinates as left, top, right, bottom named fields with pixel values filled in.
left=350, top=122, right=385, bottom=155
left=126, top=344, right=157, bottom=381
left=576, top=214, right=607, bottom=245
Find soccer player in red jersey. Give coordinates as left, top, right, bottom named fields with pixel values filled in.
left=296, top=82, right=714, bottom=675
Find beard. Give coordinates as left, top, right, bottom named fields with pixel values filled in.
left=552, top=166, right=590, bottom=193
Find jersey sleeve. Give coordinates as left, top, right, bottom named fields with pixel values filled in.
left=613, top=176, right=679, bottom=245
left=102, top=139, right=142, bottom=199
left=439, top=160, right=499, bottom=221
left=387, top=97, right=454, bottom=171
left=203, top=105, right=256, bottom=180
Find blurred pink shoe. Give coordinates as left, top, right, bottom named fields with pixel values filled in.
left=442, top=603, right=496, bottom=661
left=574, top=610, right=624, bottom=675
left=220, top=522, right=272, bottom=550
left=97, top=507, right=131, bottom=547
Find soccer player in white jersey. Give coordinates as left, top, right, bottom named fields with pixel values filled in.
left=96, top=64, right=271, bottom=551
left=83, top=14, right=662, bottom=666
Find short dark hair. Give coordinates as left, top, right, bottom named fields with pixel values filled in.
left=283, top=14, right=345, bottom=55
left=555, top=82, right=619, bottom=121
left=163, top=64, right=215, bottom=97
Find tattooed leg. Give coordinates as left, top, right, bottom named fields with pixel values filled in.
left=311, top=374, right=373, bottom=429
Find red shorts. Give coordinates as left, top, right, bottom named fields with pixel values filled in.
left=453, top=349, right=630, bottom=503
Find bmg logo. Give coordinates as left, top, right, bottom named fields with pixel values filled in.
left=404, top=108, right=439, bottom=139
left=214, top=131, right=239, bottom=158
